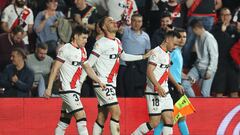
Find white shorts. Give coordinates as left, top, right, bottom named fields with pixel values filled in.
left=93, top=84, right=118, bottom=107
left=145, top=92, right=173, bottom=116
left=59, top=90, right=83, bottom=114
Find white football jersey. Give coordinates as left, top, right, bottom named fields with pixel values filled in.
left=91, top=37, right=123, bottom=86
left=145, top=46, right=171, bottom=93
left=1, top=4, right=34, bottom=44
left=107, top=0, right=138, bottom=25
left=56, top=43, right=87, bottom=92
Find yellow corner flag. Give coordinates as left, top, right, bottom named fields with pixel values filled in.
left=173, top=95, right=196, bottom=124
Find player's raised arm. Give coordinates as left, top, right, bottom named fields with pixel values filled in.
left=44, top=60, right=63, bottom=98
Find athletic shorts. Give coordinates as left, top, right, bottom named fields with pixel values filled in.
left=145, top=92, right=173, bottom=116
left=93, top=84, right=118, bottom=107
left=59, top=90, right=83, bottom=114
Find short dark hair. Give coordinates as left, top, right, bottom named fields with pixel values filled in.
left=45, top=0, right=58, bottom=9
left=36, top=43, right=48, bottom=50
left=165, top=30, right=181, bottom=39
left=71, top=26, right=89, bottom=39
left=12, top=26, right=24, bottom=35
left=174, top=27, right=186, bottom=33
left=12, top=47, right=27, bottom=60
left=131, top=13, right=143, bottom=19
left=46, top=0, right=58, bottom=4
left=189, top=19, right=204, bottom=28
left=98, top=16, right=109, bottom=32
left=220, top=7, right=231, bottom=14
left=160, top=11, right=171, bottom=19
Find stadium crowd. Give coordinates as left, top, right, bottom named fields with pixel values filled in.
left=0, top=0, right=239, bottom=98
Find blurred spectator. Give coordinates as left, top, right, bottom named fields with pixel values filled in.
left=71, top=0, right=100, bottom=31
left=0, top=48, right=34, bottom=97
left=87, top=0, right=138, bottom=26
left=183, top=0, right=222, bottom=68
left=1, top=0, right=34, bottom=46
left=222, top=0, right=240, bottom=16
left=230, top=18, right=240, bottom=97
left=151, top=12, right=173, bottom=49
left=0, top=26, right=25, bottom=72
left=211, top=8, right=239, bottom=98
left=118, top=13, right=151, bottom=97
left=182, top=19, right=218, bottom=97
left=34, top=0, right=64, bottom=58
left=26, top=43, right=53, bottom=96
left=27, top=0, right=70, bottom=17
left=86, top=0, right=108, bottom=17
left=155, top=0, right=188, bottom=28
left=108, top=0, right=138, bottom=26
left=144, top=0, right=162, bottom=36
left=0, top=0, right=14, bottom=17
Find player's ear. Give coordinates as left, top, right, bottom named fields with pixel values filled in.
left=102, top=24, right=107, bottom=32
left=165, top=37, right=169, bottom=43
left=73, top=34, right=78, bottom=40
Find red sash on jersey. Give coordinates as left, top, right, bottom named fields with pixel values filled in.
left=187, top=0, right=202, bottom=17
left=126, top=0, right=133, bottom=17
left=120, top=0, right=135, bottom=25
left=107, top=39, right=122, bottom=83
left=154, top=54, right=170, bottom=91
left=11, top=7, right=30, bottom=30
left=172, top=4, right=182, bottom=22
left=70, top=48, right=86, bottom=89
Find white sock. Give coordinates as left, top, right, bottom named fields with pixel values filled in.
left=132, top=122, right=152, bottom=135
left=55, top=121, right=69, bottom=135
left=110, top=118, right=120, bottom=135
left=76, top=118, right=88, bottom=135
left=92, top=121, right=104, bottom=135
left=163, top=125, right=173, bottom=135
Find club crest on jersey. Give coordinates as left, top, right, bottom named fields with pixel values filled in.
left=109, top=54, right=120, bottom=59
left=151, top=53, right=157, bottom=60
left=72, top=61, right=82, bottom=66
left=159, top=64, right=170, bottom=68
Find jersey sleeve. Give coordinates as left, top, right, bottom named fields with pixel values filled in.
left=148, top=51, right=158, bottom=66
left=56, top=46, right=67, bottom=63
left=91, top=41, right=103, bottom=57
left=1, top=6, right=10, bottom=22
